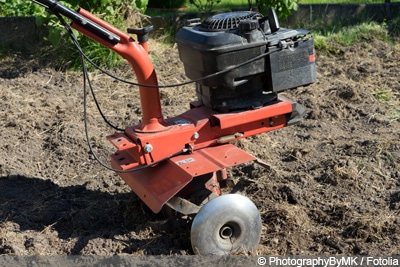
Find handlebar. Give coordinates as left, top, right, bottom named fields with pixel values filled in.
left=33, top=0, right=166, bottom=132
left=33, top=0, right=120, bottom=45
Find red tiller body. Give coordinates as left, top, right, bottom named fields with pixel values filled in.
left=107, top=98, right=294, bottom=212
left=64, top=7, right=303, bottom=213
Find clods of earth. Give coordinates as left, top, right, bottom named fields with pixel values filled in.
left=0, top=37, right=399, bottom=256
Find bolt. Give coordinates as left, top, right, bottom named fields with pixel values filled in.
left=279, top=40, right=288, bottom=49
left=143, top=144, right=153, bottom=153
left=192, top=132, right=200, bottom=139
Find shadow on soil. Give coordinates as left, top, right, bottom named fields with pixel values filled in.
left=0, top=175, right=191, bottom=255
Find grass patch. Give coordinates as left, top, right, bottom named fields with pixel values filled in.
left=313, top=35, right=344, bottom=55
left=312, top=21, right=394, bottom=55
left=333, top=22, right=389, bottom=45
left=374, top=90, right=393, bottom=101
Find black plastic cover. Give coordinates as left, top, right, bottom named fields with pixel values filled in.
left=267, top=37, right=316, bottom=92
left=175, top=12, right=316, bottom=111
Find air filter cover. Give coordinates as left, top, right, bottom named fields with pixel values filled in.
left=198, top=11, right=262, bottom=32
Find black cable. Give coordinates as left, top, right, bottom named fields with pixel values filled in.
left=80, top=45, right=281, bottom=89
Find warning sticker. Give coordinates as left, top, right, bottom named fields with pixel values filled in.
left=175, top=158, right=195, bottom=165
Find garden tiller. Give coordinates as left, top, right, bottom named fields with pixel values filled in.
left=32, top=0, right=316, bottom=255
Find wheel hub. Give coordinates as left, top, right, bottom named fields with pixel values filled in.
left=220, top=225, right=234, bottom=239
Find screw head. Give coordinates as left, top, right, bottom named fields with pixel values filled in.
left=192, top=132, right=200, bottom=139
left=143, top=144, right=153, bottom=153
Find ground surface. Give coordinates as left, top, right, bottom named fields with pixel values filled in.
left=0, top=37, right=399, bottom=256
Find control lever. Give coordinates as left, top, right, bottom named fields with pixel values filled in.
left=127, top=25, right=154, bottom=43
left=267, top=8, right=280, bottom=33
left=258, top=7, right=280, bottom=34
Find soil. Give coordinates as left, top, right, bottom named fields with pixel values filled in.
left=0, top=37, right=399, bottom=257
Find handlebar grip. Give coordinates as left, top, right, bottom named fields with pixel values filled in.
left=32, top=0, right=120, bottom=45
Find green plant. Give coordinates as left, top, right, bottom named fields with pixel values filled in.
left=257, top=0, right=298, bottom=20
left=374, top=90, right=392, bottom=101
left=136, top=0, right=149, bottom=12
left=0, top=0, right=69, bottom=46
left=0, top=0, right=42, bottom=16
left=63, top=1, right=142, bottom=69
left=147, top=0, right=187, bottom=9
left=189, top=0, right=222, bottom=12
left=1, top=0, right=147, bottom=68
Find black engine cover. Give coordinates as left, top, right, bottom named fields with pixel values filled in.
left=175, top=11, right=316, bottom=111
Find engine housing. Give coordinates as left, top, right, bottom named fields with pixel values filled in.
left=175, top=10, right=316, bottom=112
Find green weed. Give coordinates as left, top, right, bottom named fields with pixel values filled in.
left=374, top=90, right=393, bottom=101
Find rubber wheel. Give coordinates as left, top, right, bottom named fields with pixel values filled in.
left=190, top=194, right=262, bottom=255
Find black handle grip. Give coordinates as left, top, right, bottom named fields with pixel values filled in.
left=32, top=0, right=120, bottom=45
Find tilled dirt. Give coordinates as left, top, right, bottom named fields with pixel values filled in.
left=0, top=37, right=399, bottom=256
